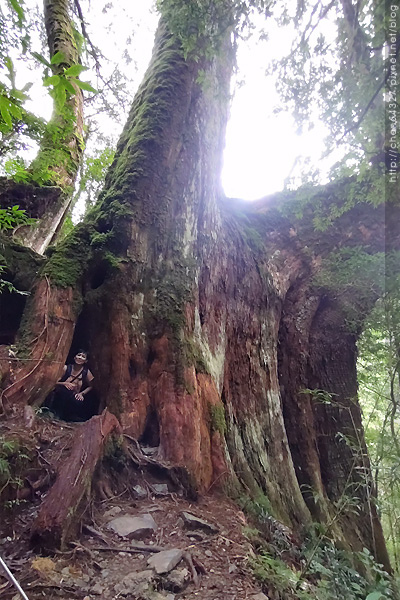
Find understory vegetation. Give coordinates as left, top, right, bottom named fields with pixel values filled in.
left=241, top=500, right=399, bottom=600
left=250, top=536, right=396, bottom=600
left=358, top=293, right=400, bottom=574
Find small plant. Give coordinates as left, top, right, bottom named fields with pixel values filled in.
left=243, top=526, right=264, bottom=544
left=32, top=50, right=96, bottom=110
left=250, top=550, right=299, bottom=597
left=0, top=204, right=36, bottom=232
left=0, top=436, right=31, bottom=501
left=250, top=536, right=398, bottom=600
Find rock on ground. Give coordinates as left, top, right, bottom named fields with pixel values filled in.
left=163, top=566, right=190, bottom=592
left=114, top=569, right=154, bottom=596
left=147, top=548, right=183, bottom=574
left=181, top=511, right=219, bottom=534
left=106, top=513, right=157, bottom=538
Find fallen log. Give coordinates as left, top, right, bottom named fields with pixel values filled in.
left=31, top=410, right=121, bottom=551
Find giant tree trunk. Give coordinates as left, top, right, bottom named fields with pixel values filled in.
left=1, top=17, right=398, bottom=570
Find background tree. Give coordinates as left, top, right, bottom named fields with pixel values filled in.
left=358, top=280, right=400, bottom=571
left=269, top=0, right=399, bottom=178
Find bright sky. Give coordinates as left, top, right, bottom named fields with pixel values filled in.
left=222, top=24, right=330, bottom=199
left=6, top=1, right=340, bottom=202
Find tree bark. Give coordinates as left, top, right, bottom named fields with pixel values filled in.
left=0, top=0, right=85, bottom=254
left=30, top=410, right=121, bottom=550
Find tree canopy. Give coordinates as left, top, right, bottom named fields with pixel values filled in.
left=1, top=0, right=398, bottom=205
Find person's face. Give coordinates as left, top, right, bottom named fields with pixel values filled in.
left=74, top=352, right=87, bottom=365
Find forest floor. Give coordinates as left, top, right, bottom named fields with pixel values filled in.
left=0, top=414, right=269, bottom=600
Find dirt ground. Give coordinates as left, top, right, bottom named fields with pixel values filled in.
left=0, top=415, right=268, bottom=600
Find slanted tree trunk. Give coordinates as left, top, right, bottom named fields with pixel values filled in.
left=0, top=0, right=84, bottom=254
left=1, top=16, right=398, bottom=571
left=31, top=410, right=121, bottom=550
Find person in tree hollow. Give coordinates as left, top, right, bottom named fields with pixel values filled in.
left=50, top=350, right=95, bottom=421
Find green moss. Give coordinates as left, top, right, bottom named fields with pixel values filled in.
left=184, top=337, right=210, bottom=373
left=141, top=260, right=197, bottom=387
left=279, top=171, right=388, bottom=231
left=237, top=492, right=274, bottom=521
left=242, top=224, right=264, bottom=253
left=14, top=297, right=36, bottom=358
left=102, top=434, right=127, bottom=471
left=209, top=402, right=226, bottom=435
left=103, top=434, right=124, bottom=457
left=96, top=29, right=190, bottom=237
left=145, top=259, right=194, bottom=337
left=43, top=225, right=91, bottom=288
left=0, top=237, right=43, bottom=289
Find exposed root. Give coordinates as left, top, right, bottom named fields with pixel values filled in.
left=124, top=435, right=198, bottom=500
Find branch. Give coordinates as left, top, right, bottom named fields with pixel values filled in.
left=341, top=37, right=400, bottom=139
left=73, top=0, right=102, bottom=74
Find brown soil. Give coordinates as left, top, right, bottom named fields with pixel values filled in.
left=0, top=414, right=266, bottom=600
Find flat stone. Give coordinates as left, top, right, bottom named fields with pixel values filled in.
left=228, top=563, right=238, bottom=573
left=146, top=593, right=174, bottom=600
left=152, top=483, right=169, bottom=495
left=252, top=594, right=270, bottom=600
left=147, top=549, right=183, bottom=574
left=186, top=531, right=205, bottom=541
left=181, top=511, right=219, bottom=534
left=132, top=484, right=147, bottom=498
left=107, top=513, right=157, bottom=538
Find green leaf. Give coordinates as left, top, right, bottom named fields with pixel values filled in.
left=10, top=89, right=27, bottom=101
left=8, top=0, right=25, bottom=24
left=0, top=97, right=12, bottom=128
left=62, top=79, right=76, bottom=95
left=7, top=101, right=21, bottom=120
left=73, top=80, right=97, bottom=93
left=53, top=84, right=66, bottom=109
left=50, top=51, right=66, bottom=65
left=4, top=56, right=14, bottom=77
left=366, top=592, right=384, bottom=600
left=43, top=75, right=60, bottom=87
left=31, top=52, right=51, bottom=68
left=64, top=64, right=88, bottom=77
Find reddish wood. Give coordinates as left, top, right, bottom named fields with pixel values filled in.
left=2, top=278, right=77, bottom=409
left=30, top=410, right=121, bottom=550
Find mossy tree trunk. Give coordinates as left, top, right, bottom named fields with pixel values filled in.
left=0, top=0, right=84, bottom=254
left=1, top=16, right=398, bottom=569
